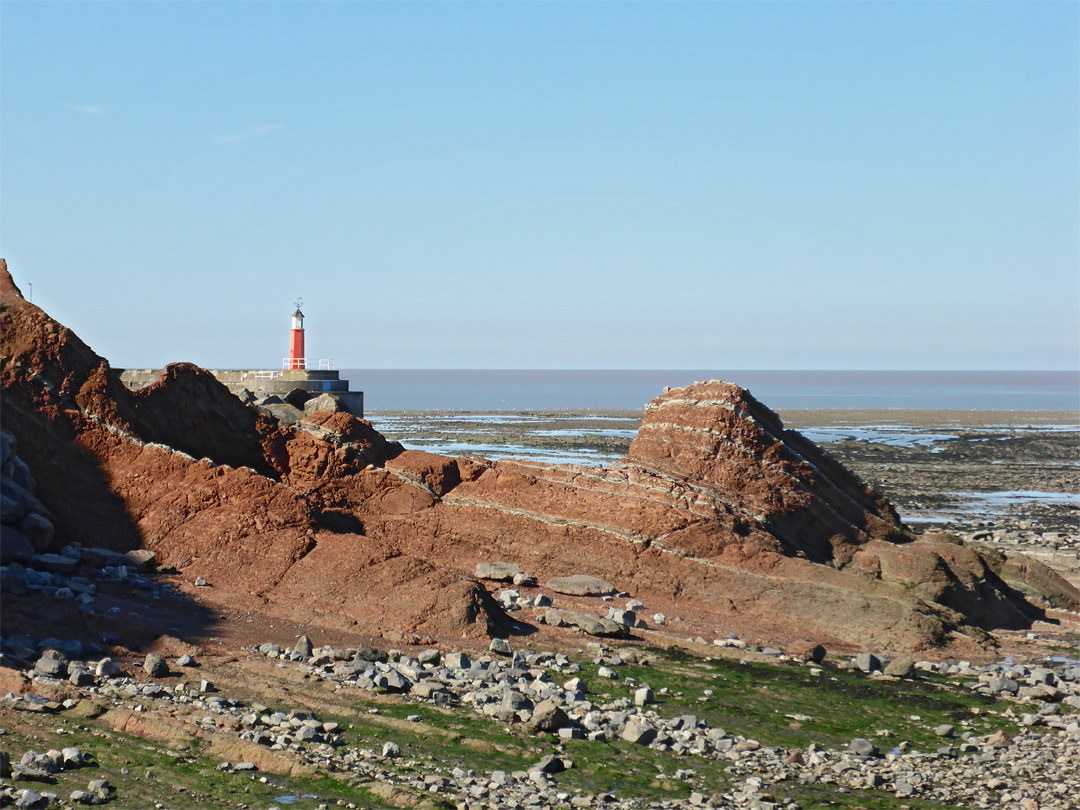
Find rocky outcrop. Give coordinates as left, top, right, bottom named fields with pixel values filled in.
left=128, top=362, right=281, bottom=477
left=1, top=259, right=1069, bottom=654
left=0, top=430, right=54, bottom=561
left=627, top=383, right=909, bottom=564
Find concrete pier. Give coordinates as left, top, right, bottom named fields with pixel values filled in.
left=118, top=367, right=364, bottom=418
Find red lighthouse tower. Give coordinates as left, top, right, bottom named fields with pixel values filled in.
left=288, top=299, right=306, bottom=370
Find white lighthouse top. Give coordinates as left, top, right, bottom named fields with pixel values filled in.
left=291, top=298, right=304, bottom=329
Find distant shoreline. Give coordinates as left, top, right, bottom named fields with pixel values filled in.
left=366, top=407, right=1079, bottom=429
left=344, top=369, right=1079, bottom=412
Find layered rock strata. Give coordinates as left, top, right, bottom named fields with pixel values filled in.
left=1, top=260, right=1072, bottom=654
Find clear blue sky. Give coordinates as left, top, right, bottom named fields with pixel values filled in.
left=2, top=1, right=1077, bottom=370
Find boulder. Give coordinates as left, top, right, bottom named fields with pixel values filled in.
left=848, top=738, right=879, bottom=757
left=855, top=653, right=882, bottom=673
left=16, top=513, right=54, bottom=551
left=884, top=657, right=915, bottom=678
left=563, top=613, right=627, bottom=637
left=353, top=644, right=389, bottom=664
left=476, top=562, right=522, bottom=582
left=34, top=657, right=65, bottom=677
left=15, top=788, right=46, bottom=809
left=529, top=754, right=564, bottom=774
left=31, top=553, right=75, bottom=573
left=444, top=652, right=470, bottom=670
left=543, top=610, right=564, bottom=627
left=122, top=549, right=157, bottom=570
left=0, top=527, right=36, bottom=562
left=303, top=393, right=346, bottom=416
left=143, top=653, right=168, bottom=678
left=621, top=719, right=658, bottom=746
left=547, top=575, right=616, bottom=597
left=0, top=491, right=26, bottom=525
left=528, top=699, right=569, bottom=732
left=69, top=669, right=95, bottom=687
left=256, top=402, right=306, bottom=427
left=283, top=388, right=313, bottom=409
left=293, top=635, right=314, bottom=658
left=61, top=747, right=83, bottom=769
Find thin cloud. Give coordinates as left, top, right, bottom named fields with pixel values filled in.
left=215, top=124, right=283, bottom=144
left=70, top=104, right=105, bottom=116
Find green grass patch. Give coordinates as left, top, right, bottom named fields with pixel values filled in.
left=572, top=653, right=1019, bottom=753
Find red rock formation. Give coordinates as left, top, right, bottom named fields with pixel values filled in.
left=1, top=259, right=1069, bottom=654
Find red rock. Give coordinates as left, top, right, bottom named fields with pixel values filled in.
left=1, top=258, right=1071, bottom=653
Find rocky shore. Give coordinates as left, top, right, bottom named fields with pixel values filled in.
left=366, top=408, right=1080, bottom=589
left=2, top=258, right=1078, bottom=809
left=365, top=409, right=1078, bottom=539
left=2, top=603, right=1078, bottom=809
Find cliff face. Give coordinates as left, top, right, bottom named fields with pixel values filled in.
left=1, top=259, right=1068, bottom=653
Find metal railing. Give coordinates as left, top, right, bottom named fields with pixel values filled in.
left=281, top=358, right=336, bottom=371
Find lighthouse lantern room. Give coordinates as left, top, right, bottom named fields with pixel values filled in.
left=288, top=299, right=306, bottom=370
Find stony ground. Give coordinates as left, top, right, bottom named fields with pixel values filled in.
left=2, top=547, right=1078, bottom=810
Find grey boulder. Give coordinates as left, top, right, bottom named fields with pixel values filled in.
left=547, top=575, right=616, bottom=596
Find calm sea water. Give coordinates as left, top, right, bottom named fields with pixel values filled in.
left=341, top=370, right=1079, bottom=412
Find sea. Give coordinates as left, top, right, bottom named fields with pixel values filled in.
left=341, top=369, right=1079, bottom=412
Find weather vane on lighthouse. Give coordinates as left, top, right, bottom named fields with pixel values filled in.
left=288, top=298, right=306, bottom=370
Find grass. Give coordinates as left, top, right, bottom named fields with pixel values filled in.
left=572, top=650, right=1020, bottom=753
left=0, top=712, right=396, bottom=809
left=0, top=643, right=1038, bottom=810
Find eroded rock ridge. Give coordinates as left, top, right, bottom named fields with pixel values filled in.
left=1, top=260, right=1069, bottom=654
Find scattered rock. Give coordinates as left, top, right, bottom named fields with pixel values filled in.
left=634, top=686, right=654, bottom=706
left=294, top=635, right=314, bottom=658
left=621, top=719, right=658, bottom=746
left=547, top=575, right=616, bottom=597
left=528, top=699, right=569, bottom=732
left=143, top=653, right=168, bottom=678
left=476, top=562, right=522, bottom=582
left=848, top=738, right=879, bottom=757
left=855, top=653, right=882, bottom=673
left=529, top=754, right=565, bottom=774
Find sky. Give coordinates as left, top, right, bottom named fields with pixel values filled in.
left=1, top=1, right=1077, bottom=371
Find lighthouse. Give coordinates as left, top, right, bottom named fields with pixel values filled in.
left=118, top=294, right=363, bottom=417
left=288, top=299, right=306, bottom=370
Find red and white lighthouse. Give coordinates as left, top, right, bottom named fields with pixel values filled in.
left=288, top=300, right=306, bottom=370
